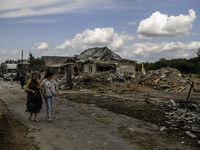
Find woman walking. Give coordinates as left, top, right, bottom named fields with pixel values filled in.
left=20, top=73, right=25, bottom=89
left=26, top=73, right=43, bottom=122
left=41, top=72, right=59, bottom=122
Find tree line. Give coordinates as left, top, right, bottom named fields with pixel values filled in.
left=1, top=53, right=45, bottom=72
left=1, top=49, right=200, bottom=74
left=137, top=49, right=200, bottom=74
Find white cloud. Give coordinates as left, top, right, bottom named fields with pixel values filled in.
left=55, top=27, right=134, bottom=54
left=82, top=28, right=114, bottom=45
left=35, top=42, right=49, bottom=50
left=0, top=49, right=28, bottom=62
left=54, top=27, right=200, bottom=63
left=124, top=22, right=136, bottom=28
left=16, top=19, right=58, bottom=23
left=137, top=9, right=196, bottom=39
left=118, top=41, right=200, bottom=62
left=0, top=0, right=115, bottom=18
left=1, top=41, right=200, bottom=64
left=128, top=22, right=136, bottom=26
left=34, top=42, right=52, bottom=56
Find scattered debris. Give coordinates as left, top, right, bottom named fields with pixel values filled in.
left=198, top=140, right=200, bottom=145
left=185, top=131, right=198, bottom=139
left=160, top=126, right=167, bottom=132
left=55, top=67, right=200, bottom=147
left=164, top=82, right=200, bottom=145
left=133, top=67, right=192, bottom=92
left=55, top=67, right=200, bottom=93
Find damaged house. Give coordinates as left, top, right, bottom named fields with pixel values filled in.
left=62, top=47, right=136, bottom=74
left=18, top=60, right=30, bottom=72
left=42, top=56, right=69, bottom=72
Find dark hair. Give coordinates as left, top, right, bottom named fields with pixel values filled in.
left=31, top=72, right=37, bottom=81
left=46, top=72, right=54, bottom=78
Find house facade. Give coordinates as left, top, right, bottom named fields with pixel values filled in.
left=42, top=47, right=136, bottom=75
left=62, top=47, right=136, bottom=74
left=42, top=56, right=69, bottom=73
left=18, top=60, right=30, bottom=72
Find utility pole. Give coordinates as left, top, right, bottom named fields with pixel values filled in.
left=66, top=69, right=72, bottom=89
left=21, top=50, right=23, bottom=73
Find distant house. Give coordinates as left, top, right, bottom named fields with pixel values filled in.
left=62, top=47, right=136, bottom=74
left=18, top=60, right=30, bottom=72
left=42, top=56, right=69, bottom=73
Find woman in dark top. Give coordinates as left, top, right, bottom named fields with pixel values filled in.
left=25, top=73, right=42, bottom=122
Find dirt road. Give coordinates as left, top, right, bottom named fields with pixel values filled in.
left=0, top=78, right=199, bottom=150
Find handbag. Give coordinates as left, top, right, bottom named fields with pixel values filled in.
left=45, top=91, right=52, bottom=97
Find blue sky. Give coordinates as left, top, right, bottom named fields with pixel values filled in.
left=0, top=0, right=200, bottom=63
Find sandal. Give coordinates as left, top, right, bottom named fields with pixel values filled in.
left=34, top=119, right=39, bottom=122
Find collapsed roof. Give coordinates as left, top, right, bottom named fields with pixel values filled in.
left=75, top=47, right=123, bottom=62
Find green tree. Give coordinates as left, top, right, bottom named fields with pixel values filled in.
left=28, top=53, right=45, bottom=71
left=5, top=59, right=17, bottom=63
left=137, top=51, right=200, bottom=75
left=197, top=62, right=200, bottom=77
left=196, top=48, right=200, bottom=60
left=152, top=58, right=168, bottom=70
left=189, top=57, right=199, bottom=64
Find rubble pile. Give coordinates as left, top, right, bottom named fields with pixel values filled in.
left=72, top=72, right=126, bottom=91
left=133, top=67, right=192, bottom=92
left=164, top=100, right=200, bottom=144
left=56, top=67, right=200, bottom=92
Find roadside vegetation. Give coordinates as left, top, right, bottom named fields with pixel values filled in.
left=137, top=48, right=200, bottom=77
left=0, top=53, right=45, bottom=73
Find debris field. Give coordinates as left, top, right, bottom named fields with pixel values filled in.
left=55, top=67, right=200, bottom=146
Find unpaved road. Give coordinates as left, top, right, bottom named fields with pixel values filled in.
left=0, top=78, right=199, bottom=150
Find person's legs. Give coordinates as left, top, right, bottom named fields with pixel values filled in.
left=28, top=112, right=33, bottom=120
left=34, top=113, right=39, bottom=122
left=45, top=97, right=53, bottom=121
left=50, top=96, right=55, bottom=116
left=21, top=82, right=23, bottom=89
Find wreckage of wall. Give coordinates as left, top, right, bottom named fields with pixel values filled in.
left=115, top=60, right=136, bottom=73
left=82, top=61, right=117, bottom=74
left=83, top=63, right=97, bottom=74
left=62, top=63, right=80, bottom=74
left=74, top=61, right=134, bottom=74
left=96, top=63, right=116, bottom=73
left=117, top=64, right=135, bottom=73
left=43, top=56, right=70, bottom=73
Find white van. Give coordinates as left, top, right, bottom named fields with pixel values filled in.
left=5, top=64, right=18, bottom=80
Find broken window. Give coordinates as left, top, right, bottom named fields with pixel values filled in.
left=97, top=65, right=116, bottom=72
left=74, top=66, right=79, bottom=73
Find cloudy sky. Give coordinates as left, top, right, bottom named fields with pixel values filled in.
left=0, top=0, right=200, bottom=63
